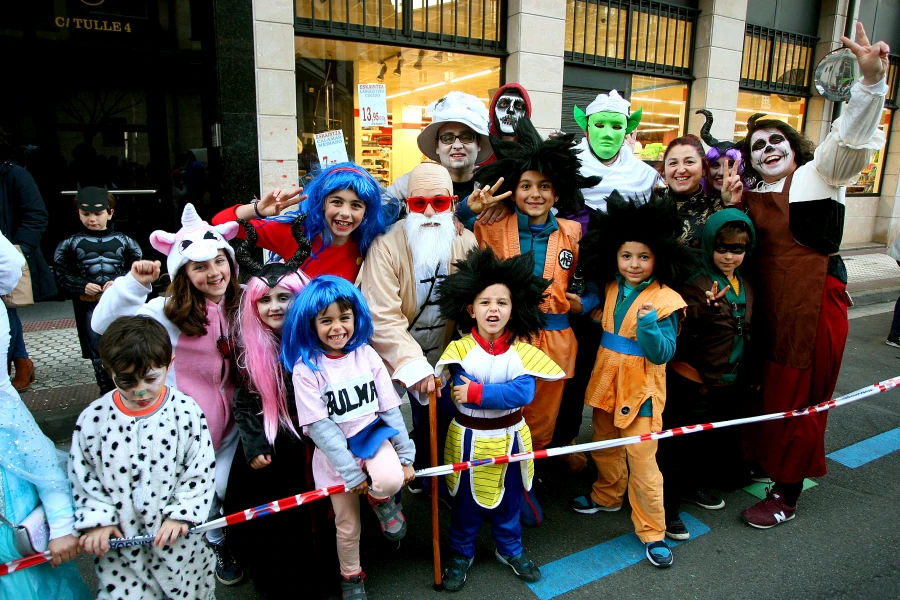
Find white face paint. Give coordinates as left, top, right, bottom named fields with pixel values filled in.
left=750, top=128, right=796, bottom=182
left=494, top=91, right=526, bottom=135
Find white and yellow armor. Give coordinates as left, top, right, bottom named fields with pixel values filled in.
left=437, top=335, right=563, bottom=509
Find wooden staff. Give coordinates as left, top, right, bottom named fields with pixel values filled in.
left=429, top=376, right=442, bottom=590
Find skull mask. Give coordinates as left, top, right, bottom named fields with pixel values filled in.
left=750, top=128, right=796, bottom=182
left=495, top=91, right=527, bottom=135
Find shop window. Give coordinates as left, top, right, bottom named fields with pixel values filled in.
left=733, top=90, right=806, bottom=141
left=565, top=0, right=697, bottom=79
left=296, top=1, right=502, bottom=52
left=295, top=36, right=500, bottom=186
left=630, top=75, right=688, bottom=165
left=848, top=108, right=892, bottom=195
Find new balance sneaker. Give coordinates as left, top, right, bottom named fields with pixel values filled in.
left=741, top=490, right=796, bottom=529
left=209, top=538, right=244, bottom=585
left=645, top=540, right=674, bottom=568
left=681, top=489, right=725, bottom=510
left=442, top=553, right=474, bottom=592
left=495, top=550, right=542, bottom=583
left=887, top=334, right=900, bottom=348
left=665, top=517, right=690, bottom=541
left=367, top=494, right=408, bottom=541
left=571, top=495, right=622, bottom=514
left=341, top=571, right=367, bottom=600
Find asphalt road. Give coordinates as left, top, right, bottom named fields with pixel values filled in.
left=70, top=309, right=900, bottom=599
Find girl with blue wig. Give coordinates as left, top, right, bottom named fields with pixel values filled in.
left=212, top=162, right=395, bottom=281
left=281, top=276, right=416, bottom=599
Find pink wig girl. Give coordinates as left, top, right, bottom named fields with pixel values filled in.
left=235, top=263, right=309, bottom=444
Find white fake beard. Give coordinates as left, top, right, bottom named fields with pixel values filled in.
left=404, top=211, right=455, bottom=277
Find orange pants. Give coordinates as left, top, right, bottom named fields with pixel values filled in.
left=589, top=409, right=665, bottom=543
left=523, top=378, right=566, bottom=451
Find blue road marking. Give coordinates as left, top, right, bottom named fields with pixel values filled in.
left=827, top=426, right=900, bottom=468
left=526, top=512, right=710, bottom=600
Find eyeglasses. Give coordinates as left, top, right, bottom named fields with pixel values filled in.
left=407, top=196, right=454, bottom=213
left=437, top=132, right=477, bottom=145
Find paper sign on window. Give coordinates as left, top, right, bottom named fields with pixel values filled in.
left=358, top=84, right=388, bottom=127
left=314, top=130, right=350, bottom=166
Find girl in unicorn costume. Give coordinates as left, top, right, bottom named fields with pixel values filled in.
left=91, top=203, right=246, bottom=584
left=572, top=90, right=663, bottom=215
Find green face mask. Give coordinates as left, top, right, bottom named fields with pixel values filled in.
left=573, top=105, right=643, bottom=161
left=586, top=112, right=626, bottom=160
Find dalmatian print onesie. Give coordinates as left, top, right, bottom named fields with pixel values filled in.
left=69, top=388, right=216, bottom=599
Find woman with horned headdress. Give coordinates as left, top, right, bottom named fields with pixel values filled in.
left=696, top=109, right=745, bottom=201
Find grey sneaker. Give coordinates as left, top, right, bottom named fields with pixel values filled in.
left=368, top=494, right=408, bottom=541
left=495, top=549, right=541, bottom=583
left=341, top=572, right=367, bottom=600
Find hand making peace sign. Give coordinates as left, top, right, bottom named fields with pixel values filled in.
left=841, top=22, right=890, bottom=86
left=719, top=160, right=743, bottom=207
left=468, top=177, right=512, bottom=215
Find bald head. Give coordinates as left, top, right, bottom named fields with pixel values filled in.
left=408, top=163, right=454, bottom=198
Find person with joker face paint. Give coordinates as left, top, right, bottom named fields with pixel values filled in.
left=736, top=23, right=889, bottom=530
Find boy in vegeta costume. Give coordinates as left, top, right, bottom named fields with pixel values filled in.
left=435, top=247, right=563, bottom=592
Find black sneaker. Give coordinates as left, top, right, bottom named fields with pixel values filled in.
left=442, top=553, right=474, bottom=592
left=681, top=489, right=725, bottom=510
left=887, top=334, right=900, bottom=348
left=665, top=517, right=690, bottom=541
left=645, top=540, right=674, bottom=568
left=340, top=571, right=367, bottom=600
left=210, top=538, right=244, bottom=585
left=495, top=549, right=541, bottom=583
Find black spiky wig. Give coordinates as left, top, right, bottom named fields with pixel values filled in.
left=475, top=116, right=601, bottom=215
left=437, top=247, right=550, bottom=342
left=579, top=190, right=700, bottom=290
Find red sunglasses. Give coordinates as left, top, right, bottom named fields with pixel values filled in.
left=407, top=195, right=454, bottom=213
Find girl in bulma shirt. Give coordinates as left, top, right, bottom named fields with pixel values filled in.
left=281, top=275, right=415, bottom=600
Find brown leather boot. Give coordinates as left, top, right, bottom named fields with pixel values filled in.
left=11, top=358, right=35, bottom=391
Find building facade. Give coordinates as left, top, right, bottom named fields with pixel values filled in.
left=1, top=1, right=897, bottom=268
left=253, top=0, right=900, bottom=248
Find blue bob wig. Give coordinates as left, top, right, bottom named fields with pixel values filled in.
left=270, top=162, right=393, bottom=257
left=281, top=275, right=374, bottom=372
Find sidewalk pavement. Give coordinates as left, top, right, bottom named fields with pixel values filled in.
left=14, top=247, right=900, bottom=442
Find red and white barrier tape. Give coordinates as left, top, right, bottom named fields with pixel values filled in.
left=2, top=376, right=897, bottom=577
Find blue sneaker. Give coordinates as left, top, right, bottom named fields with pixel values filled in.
left=645, top=540, right=673, bottom=568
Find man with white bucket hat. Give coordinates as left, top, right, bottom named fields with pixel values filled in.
left=386, top=91, right=493, bottom=215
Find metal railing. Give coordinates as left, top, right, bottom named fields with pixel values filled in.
left=295, top=0, right=505, bottom=56
left=740, top=25, right=818, bottom=97
left=564, top=0, right=698, bottom=80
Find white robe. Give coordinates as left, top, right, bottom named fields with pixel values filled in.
left=69, top=389, right=216, bottom=600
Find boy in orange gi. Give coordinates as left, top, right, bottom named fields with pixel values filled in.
left=467, top=116, right=600, bottom=525
left=571, top=192, right=696, bottom=568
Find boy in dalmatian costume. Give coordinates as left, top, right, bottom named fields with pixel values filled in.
left=738, top=24, right=890, bottom=529
left=70, top=316, right=216, bottom=599
left=91, top=204, right=244, bottom=580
